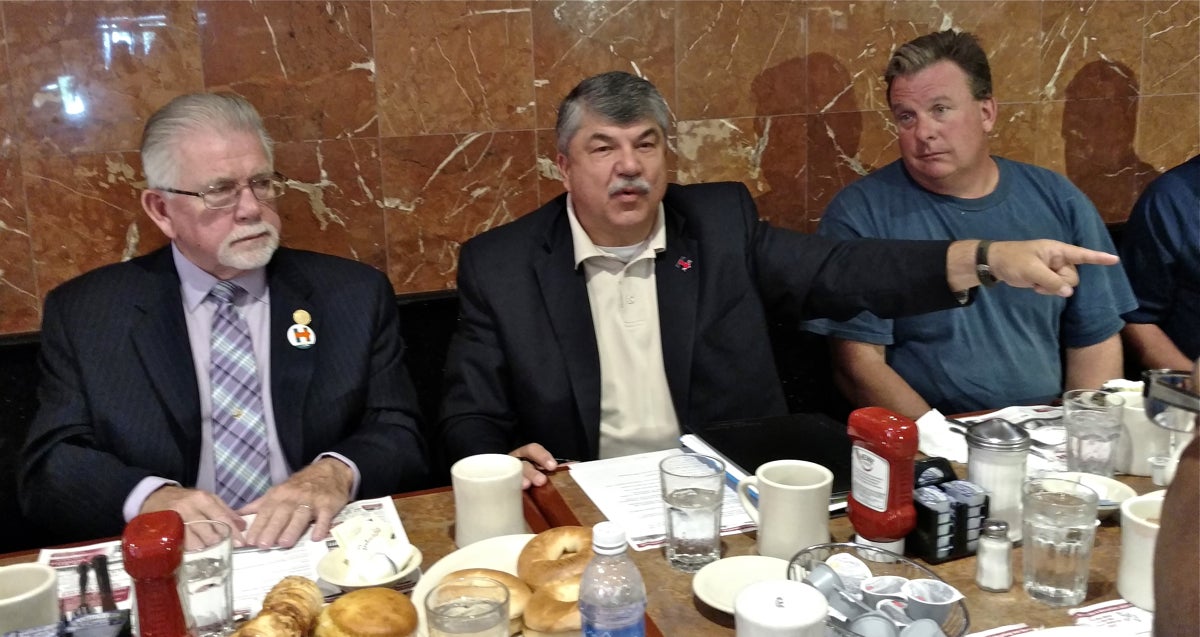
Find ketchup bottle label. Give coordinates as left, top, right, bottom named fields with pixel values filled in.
left=851, top=446, right=891, bottom=512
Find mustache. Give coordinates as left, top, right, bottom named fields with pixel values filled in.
left=225, top=222, right=278, bottom=244
left=608, top=178, right=651, bottom=197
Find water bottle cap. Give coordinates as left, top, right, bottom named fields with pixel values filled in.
left=592, top=521, right=627, bottom=554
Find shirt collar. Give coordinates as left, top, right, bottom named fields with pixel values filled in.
left=565, top=195, right=666, bottom=269
left=172, top=243, right=268, bottom=312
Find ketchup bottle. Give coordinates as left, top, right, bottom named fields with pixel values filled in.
left=846, top=407, right=918, bottom=553
left=121, top=510, right=189, bottom=637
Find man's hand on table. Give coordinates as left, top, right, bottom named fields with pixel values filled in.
left=141, top=485, right=248, bottom=544
left=510, top=443, right=558, bottom=489
left=239, top=457, right=353, bottom=549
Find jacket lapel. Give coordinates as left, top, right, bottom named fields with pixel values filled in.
left=655, top=203, right=699, bottom=426
left=130, top=249, right=201, bottom=480
left=266, top=250, right=316, bottom=469
left=533, top=206, right=603, bottom=457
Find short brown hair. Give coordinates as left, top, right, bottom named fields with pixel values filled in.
left=885, top=30, right=992, bottom=104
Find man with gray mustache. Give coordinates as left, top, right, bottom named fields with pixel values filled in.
left=439, top=71, right=1125, bottom=488
left=21, top=93, right=428, bottom=547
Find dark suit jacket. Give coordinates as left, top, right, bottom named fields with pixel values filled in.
left=20, top=247, right=429, bottom=540
left=439, top=182, right=963, bottom=462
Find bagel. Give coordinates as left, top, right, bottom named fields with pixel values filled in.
left=517, top=526, right=593, bottom=589
left=522, top=578, right=582, bottom=636
left=440, top=568, right=531, bottom=636
left=314, top=587, right=417, bottom=637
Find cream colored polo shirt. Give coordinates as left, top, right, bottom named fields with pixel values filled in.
left=566, top=198, right=681, bottom=459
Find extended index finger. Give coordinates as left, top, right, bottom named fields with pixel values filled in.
left=1061, top=245, right=1119, bottom=266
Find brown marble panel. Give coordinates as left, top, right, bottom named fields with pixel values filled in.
left=273, top=139, right=387, bottom=272
left=988, top=100, right=1040, bottom=166
left=0, top=158, right=39, bottom=333
left=6, top=1, right=202, bottom=156
left=375, top=1, right=534, bottom=137
left=1041, top=1, right=1144, bottom=101
left=675, top=1, right=807, bottom=120
left=380, top=130, right=540, bottom=292
left=1137, top=94, right=1200, bottom=176
left=531, top=0, right=675, bottom=130
left=806, top=2, right=894, bottom=113
left=535, top=128, right=565, bottom=206
left=198, top=1, right=377, bottom=142
left=939, top=1, right=1045, bottom=104
left=674, top=116, right=774, bottom=206
left=1141, top=0, right=1200, bottom=97
left=25, top=151, right=166, bottom=297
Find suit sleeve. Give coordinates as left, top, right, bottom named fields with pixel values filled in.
left=324, top=271, right=430, bottom=496
left=19, top=288, right=152, bottom=538
left=437, top=242, right=521, bottom=463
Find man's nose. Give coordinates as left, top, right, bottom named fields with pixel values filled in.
left=232, top=185, right=263, bottom=221
left=914, top=114, right=937, bottom=140
left=614, top=147, right=642, bottom=176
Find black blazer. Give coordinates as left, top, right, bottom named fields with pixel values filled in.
left=20, top=247, right=429, bottom=539
left=439, top=181, right=961, bottom=463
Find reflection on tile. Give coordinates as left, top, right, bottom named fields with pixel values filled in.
left=1141, top=0, right=1200, bottom=97
left=25, top=151, right=166, bottom=298
left=6, top=1, right=202, bottom=155
left=0, top=158, right=39, bottom=333
left=199, top=1, right=377, bottom=142
left=381, top=131, right=539, bottom=292
left=1040, top=1, right=1143, bottom=101
left=375, top=1, right=535, bottom=136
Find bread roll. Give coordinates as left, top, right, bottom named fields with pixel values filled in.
left=234, top=576, right=323, bottom=637
left=315, top=588, right=417, bottom=637
left=516, top=526, right=593, bottom=589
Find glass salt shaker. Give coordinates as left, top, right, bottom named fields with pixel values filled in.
left=966, top=418, right=1031, bottom=542
left=975, top=518, right=1012, bottom=592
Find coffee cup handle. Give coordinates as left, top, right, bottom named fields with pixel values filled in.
left=736, top=477, right=760, bottom=523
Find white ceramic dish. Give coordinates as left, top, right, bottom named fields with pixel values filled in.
left=411, top=533, right=535, bottom=637
left=316, top=545, right=423, bottom=591
left=692, top=555, right=790, bottom=614
left=1040, top=471, right=1137, bottom=519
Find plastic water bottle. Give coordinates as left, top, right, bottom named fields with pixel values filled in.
left=579, top=521, right=647, bottom=637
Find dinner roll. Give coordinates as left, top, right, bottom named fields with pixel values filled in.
left=233, top=576, right=323, bottom=637
left=517, top=526, right=593, bottom=589
left=315, top=588, right=417, bottom=637
left=522, top=578, right=582, bottom=636
left=440, top=568, right=531, bottom=636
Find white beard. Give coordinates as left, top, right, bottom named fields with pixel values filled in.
left=217, top=222, right=280, bottom=271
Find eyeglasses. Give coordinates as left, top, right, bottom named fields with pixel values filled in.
left=1143, top=369, right=1199, bottom=433
left=159, top=173, right=287, bottom=210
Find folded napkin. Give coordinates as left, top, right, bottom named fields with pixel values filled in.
left=916, top=408, right=969, bottom=463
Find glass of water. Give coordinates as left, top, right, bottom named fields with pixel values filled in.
left=179, top=520, right=234, bottom=637
left=1022, top=477, right=1100, bottom=606
left=425, top=576, right=509, bottom=637
left=1063, top=389, right=1125, bottom=477
left=659, top=453, right=725, bottom=572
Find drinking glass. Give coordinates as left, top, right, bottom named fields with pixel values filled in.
left=1021, top=477, right=1099, bottom=606
left=425, top=576, right=509, bottom=637
left=1062, top=389, right=1124, bottom=477
left=659, top=453, right=724, bottom=572
left=179, top=520, right=234, bottom=637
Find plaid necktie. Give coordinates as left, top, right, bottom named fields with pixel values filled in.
left=209, top=281, right=271, bottom=508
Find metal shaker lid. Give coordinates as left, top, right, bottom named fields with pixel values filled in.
left=981, top=518, right=1010, bottom=539
left=964, top=418, right=1031, bottom=452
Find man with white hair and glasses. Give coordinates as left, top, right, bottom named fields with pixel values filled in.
left=21, top=93, right=428, bottom=548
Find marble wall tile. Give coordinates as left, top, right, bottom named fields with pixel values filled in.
left=531, top=0, right=675, bottom=130
left=806, top=2, right=894, bottom=113
left=5, top=1, right=202, bottom=156
left=24, top=151, right=165, bottom=296
left=199, top=1, right=377, bottom=142
left=1041, top=1, right=1144, bottom=101
left=0, top=158, right=39, bottom=333
left=374, top=1, right=534, bottom=137
left=1136, top=94, right=1200, bottom=173
left=380, top=130, right=539, bottom=292
left=273, top=139, right=388, bottom=272
left=1141, top=0, right=1200, bottom=97
left=989, top=101, right=1040, bottom=166
left=675, top=1, right=808, bottom=120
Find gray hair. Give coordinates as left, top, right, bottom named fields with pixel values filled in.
left=885, top=30, right=993, bottom=104
left=555, top=71, right=671, bottom=154
left=140, top=93, right=274, bottom=189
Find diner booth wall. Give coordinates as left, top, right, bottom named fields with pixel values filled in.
left=0, top=1, right=1196, bottom=552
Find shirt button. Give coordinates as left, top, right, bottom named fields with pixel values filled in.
left=626, top=296, right=635, bottom=304
left=232, top=408, right=243, bottom=419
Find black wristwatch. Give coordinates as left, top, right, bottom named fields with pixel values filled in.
left=976, top=240, right=999, bottom=287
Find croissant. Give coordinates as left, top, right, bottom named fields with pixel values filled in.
left=234, top=576, right=324, bottom=637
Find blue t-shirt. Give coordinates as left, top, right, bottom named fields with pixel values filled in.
left=1119, top=154, right=1200, bottom=360
left=804, top=157, right=1136, bottom=414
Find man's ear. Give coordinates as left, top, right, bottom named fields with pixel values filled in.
left=980, top=97, right=998, bottom=134
left=556, top=152, right=572, bottom=193
left=141, top=189, right=176, bottom=240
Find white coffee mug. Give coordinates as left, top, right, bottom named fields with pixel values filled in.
left=1118, top=492, right=1164, bottom=611
left=736, top=460, right=833, bottom=560
left=0, top=563, right=60, bottom=633
left=734, top=579, right=827, bottom=637
left=1116, top=393, right=1172, bottom=476
left=451, top=453, right=526, bottom=547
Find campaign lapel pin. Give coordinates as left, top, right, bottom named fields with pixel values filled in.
left=675, top=257, right=694, bottom=272
left=288, top=309, right=316, bottom=349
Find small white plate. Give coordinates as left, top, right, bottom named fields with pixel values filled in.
left=692, top=555, right=790, bottom=614
left=1040, top=471, right=1137, bottom=519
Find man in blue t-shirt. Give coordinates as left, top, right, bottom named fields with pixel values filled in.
left=804, top=30, right=1136, bottom=417
left=1120, top=154, right=1200, bottom=372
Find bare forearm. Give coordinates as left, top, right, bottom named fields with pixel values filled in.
left=1123, top=323, right=1193, bottom=371
left=1064, top=334, right=1124, bottom=389
left=831, top=339, right=932, bottom=420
